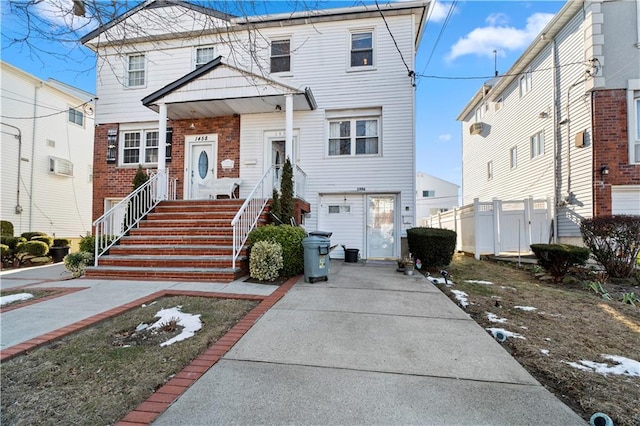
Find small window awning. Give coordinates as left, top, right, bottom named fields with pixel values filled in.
left=142, top=56, right=316, bottom=120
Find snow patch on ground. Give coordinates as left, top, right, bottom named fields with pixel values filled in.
left=486, top=327, right=526, bottom=340
left=149, top=306, right=203, bottom=347
left=563, top=354, right=640, bottom=377
left=541, top=349, right=550, bottom=356
left=465, top=280, right=493, bottom=285
left=514, top=305, right=537, bottom=312
left=0, top=293, right=34, bottom=306
left=450, top=290, right=469, bottom=307
left=486, top=312, right=508, bottom=323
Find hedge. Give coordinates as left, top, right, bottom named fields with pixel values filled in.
left=407, top=227, right=457, bottom=268
left=248, top=224, right=305, bottom=277
left=530, top=243, right=590, bottom=282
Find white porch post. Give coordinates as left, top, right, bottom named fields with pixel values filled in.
left=285, top=94, right=294, bottom=166
left=158, top=102, right=167, bottom=199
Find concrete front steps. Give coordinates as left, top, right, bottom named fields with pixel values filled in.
left=85, top=199, right=254, bottom=282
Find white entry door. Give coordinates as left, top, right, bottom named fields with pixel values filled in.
left=366, top=195, right=396, bottom=259
left=185, top=135, right=217, bottom=200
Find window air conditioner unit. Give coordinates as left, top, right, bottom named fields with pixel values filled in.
left=49, top=156, right=74, bottom=177
left=469, top=122, right=483, bottom=135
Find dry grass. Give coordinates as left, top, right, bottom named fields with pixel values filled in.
left=431, top=254, right=640, bottom=426
left=1, top=295, right=258, bottom=425
left=0, top=289, right=65, bottom=308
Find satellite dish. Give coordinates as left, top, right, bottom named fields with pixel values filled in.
left=83, top=104, right=94, bottom=116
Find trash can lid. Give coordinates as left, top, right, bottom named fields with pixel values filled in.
left=309, top=230, right=332, bottom=237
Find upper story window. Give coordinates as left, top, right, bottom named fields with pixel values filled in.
left=519, top=69, right=532, bottom=97
left=121, top=129, right=158, bottom=165
left=270, top=39, right=291, bottom=73
left=68, top=107, right=84, bottom=126
left=510, top=146, right=517, bottom=169
left=633, top=93, right=640, bottom=163
left=350, top=31, right=373, bottom=68
left=422, top=190, right=435, bottom=197
left=530, top=131, right=545, bottom=158
left=127, top=54, right=145, bottom=87
left=195, top=46, right=215, bottom=68
left=328, top=115, right=380, bottom=156
left=487, top=161, right=493, bottom=180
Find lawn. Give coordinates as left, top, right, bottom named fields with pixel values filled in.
left=0, top=289, right=66, bottom=308
left=1, top=295, right=258, bottom=425
left=429, top=254, right=640, bottom=426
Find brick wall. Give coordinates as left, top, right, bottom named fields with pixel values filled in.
left=92, top=115, right=241, bottom=222
left=592, top=89, right=640, bottom=216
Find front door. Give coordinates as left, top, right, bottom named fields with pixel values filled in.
left=366, top=195, right=396, bottom=258
left=185, top=135, right=217, bottom=200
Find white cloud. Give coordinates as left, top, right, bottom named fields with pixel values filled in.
left=33, top=0, right=90, bottom=31
left=429, top=1, right=455, bottom=22
left=447, top=12, right=554, bottom=61
left=438, top=133, right=452, bottom=142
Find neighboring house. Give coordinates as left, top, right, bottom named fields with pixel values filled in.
left=0, top=61, right=95, bottom=239
left=457, top=0, right=640, bottom=245
left=416, top=172, right=459, bottom=225
left=81, top=0, right=429, bottom=260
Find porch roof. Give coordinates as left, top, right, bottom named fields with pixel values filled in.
left=141, top=56, right=317, bottom=120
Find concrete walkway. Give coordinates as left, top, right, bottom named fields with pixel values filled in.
left=1, top=261, right=585, bottom=425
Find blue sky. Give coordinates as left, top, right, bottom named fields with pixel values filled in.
left=1, top=0, right=565, bottom=187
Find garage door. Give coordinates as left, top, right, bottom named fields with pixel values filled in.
left=318, top=194, right=364, bottom=259
left=612, top=186, right=640, bottom=215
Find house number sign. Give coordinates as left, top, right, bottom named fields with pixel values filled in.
left=185, top=134, right=217, bottom=143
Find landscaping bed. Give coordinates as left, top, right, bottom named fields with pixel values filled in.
left=428, top=253, right=640, bottom=426
left=1, top=295, right=258, bottom=425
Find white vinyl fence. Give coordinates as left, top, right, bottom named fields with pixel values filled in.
left=423, top=198, right=553, bottom=259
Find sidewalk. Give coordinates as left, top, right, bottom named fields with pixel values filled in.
left=154, top=261, right=585, bottom=425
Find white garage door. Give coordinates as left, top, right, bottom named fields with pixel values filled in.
left=611, top=186, right=640, bottom=215
left=318, top=194, right=364, bottom=259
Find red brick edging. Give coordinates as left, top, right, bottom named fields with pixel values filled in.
left=0, top=276, right=300, bottom=425
left=0, top=287, right=88, bottom=313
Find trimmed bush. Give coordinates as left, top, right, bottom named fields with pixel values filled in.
left=249, top=241, right=284, bottom=281
left=279, top=158, right=294, bottom=225
left=270, top=189, right=282, bottom=223
left=580, top=215, right=640, bottom=279
left=53, top=238, right=71, bottom=247
left=21, top=231, right=47, bottom=241
left=31, top=235, right=53, bottom=247
left=18, top=240, right=49, bottom=257
left=530, top=243, right=590, bottom=282
left=1, top=244, right=10, bottom=260
left=1, top=220, right=14, bottom=236
left=64, top=251, right=94, bottom=278
left=407, top=227, right=457, bottom=268
left=1, top=236, right=26, bottom=250
left=248, top=224, right=305, bottom=276
left=79, top=235, right=116, bottom=254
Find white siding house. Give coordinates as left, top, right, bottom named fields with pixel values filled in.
left=1, top=61, right=95, bottom=239
left=457, top=0, right=640, bottom=245
left=416, top=172, right=459, bottom=225
left=82, top=0, right=430, bottom=260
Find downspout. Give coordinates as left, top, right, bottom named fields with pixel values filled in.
left=1, top=123, right=23, bottom=214
left=552, top=38, right=559, bottom=243
left=29, top=83, right=42, bottom=231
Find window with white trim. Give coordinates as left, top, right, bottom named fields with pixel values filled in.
left=328, top=205, right=351, bottom=214
left=126, top=54, right=145, bottom=87
left=422, top=190, right=435, bottom=197
left=68, top=107, right=84, bottom=126
left=270, top=39, right=290, bottom=73
left=195, top=46, right=215, bottom=68
left=519, top=69, right=531, bottom=97
left=510, top=146, right=517, bottom=169
left=487, top=161, right=493, bottom=180
left=530, top=131, right=545, bottom=158
left=328, top=116, right=380, bottom=156
left=634, top=94, right=640, bottom=163
left=350, top=30, right=373, bottom=68
left=121, top=130, right=159, bottom=165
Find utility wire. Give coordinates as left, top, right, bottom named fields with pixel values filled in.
left=1, top=99, right=94, bottom=120
left=419, top=0, right=458, bottom=85
left=374, top=0, right=413, bottom=82
left=416, top=60, right=587, bottom=81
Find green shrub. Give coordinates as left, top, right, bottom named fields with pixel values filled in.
left=64, top=251, right=94, bottom=278
left=1, top=236, right=26, bottom=266
left=1, top=220, right=14, bottom=236
left=79, top=235, right=116, bottom=254
left=1, top=236, right=26, bottom=250
left=279, top=158, right=294, bottom=225
left=1, top=243, right=10, bottom=259
left=249, top=241, right=283, bottom=281
left=407, top=227, right=457, bottom=268
left=18, top=240, right=49, bottom=257
left=270, top=189, right=282, bottom=223
left=248, top=224, right=305, bottom=276
left=53, top=238, right=71, bottom=247
left=31, top=235, right=53, bottom=247
left=21, top=231, right=47, bottom=241
left=580, top=215, right=640, bottom=279
left=530, top=243, right=590, bottom=282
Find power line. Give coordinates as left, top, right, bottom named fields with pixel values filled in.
left=419, top=0, right=458, bottom=85
left=415, top=60, right=587, bottom=81
left=0, top=99, right=95, bottom=120
left=374, top=0, right=413, bottom=83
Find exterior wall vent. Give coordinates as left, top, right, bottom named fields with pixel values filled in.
left=469, top=122, right=484, bottom=135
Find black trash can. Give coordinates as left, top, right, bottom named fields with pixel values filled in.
left=344, top=248, right=359, bottom=263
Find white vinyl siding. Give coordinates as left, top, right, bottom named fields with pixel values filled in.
left=126, top=54, right=145, bottom=87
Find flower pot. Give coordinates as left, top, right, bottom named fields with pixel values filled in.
left=49, top=246, right=70, bottom=263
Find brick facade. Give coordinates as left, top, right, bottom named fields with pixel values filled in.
left=592, top=89, right=640, bottom=216
left=92, top=116, right=241, bottom=222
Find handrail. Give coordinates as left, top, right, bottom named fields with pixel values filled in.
left=231, top=166, right=274, bottom=269
left=92, top=168, right=175, bottom=265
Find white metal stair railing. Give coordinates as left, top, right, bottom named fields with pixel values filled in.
left=231, top=166, right=274, bottom=270
left=92, top=168, right=176, bottom=265
left=294, top=164, right=306, bottom=199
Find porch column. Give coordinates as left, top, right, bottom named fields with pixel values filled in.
left=158, top=102, right=167, bottom=199
left=285, top=94, right=294, bottom=166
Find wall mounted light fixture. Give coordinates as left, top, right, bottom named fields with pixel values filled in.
left=600, top=165, right=610, bottom=176
left=189, top=123, right=196, bottom=130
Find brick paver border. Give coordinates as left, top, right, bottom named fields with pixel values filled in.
left=0, top=287, right=89, bottom=313
left=0, top=276, right=300, bottom=425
